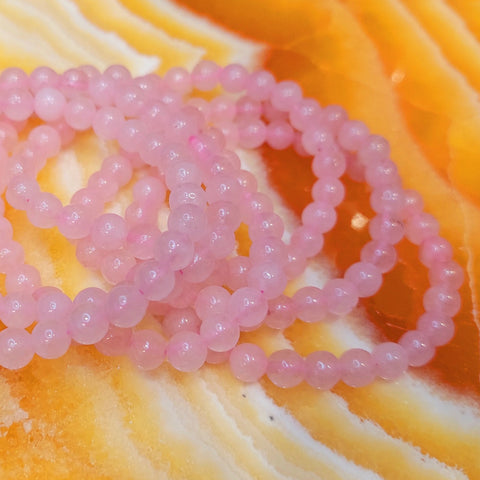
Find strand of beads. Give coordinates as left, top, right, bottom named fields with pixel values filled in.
left=0, top=63, right=464, bottom=391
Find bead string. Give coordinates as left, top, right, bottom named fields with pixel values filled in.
left=0, top=62, right=464, bottom=389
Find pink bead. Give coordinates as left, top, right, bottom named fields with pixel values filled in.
left=368, top=215, right=404, bottom=245
left=323, top=278, right=359, bottom=316
left=312, top=146, right=347, bottom=178
left=165, top=160, right=202, bottom=188
left=134, top=260, right=175, bottom=301
left=106, top=283, right=148, bottom=328
left=117, top=119, right=146, bottom=153
left=321, top=105, right=348, bottom=133
left=194, top=285, right=230, bottom=320
left=401, top=189, right=424, bottom=219
left=236, top=95, right=262, bottom=120
left=164, top=67, right=192, bottom=94
left=229, top=343, right=268, bottom=382
left=68, top=303, right=109, bottom=345
left=6, top=174, right=40, bottom=210
left=200, top=225, right=236, bottom=259
left=227, top=287, right=268, bottom=330
left=32, top=319, right=71, bottom=360
left=290, top=226, right=324, bottom=258
left=162, top=307, right=201, bottom=337
left=75, top=236, right=103, bottom=269
left=95, top=325, right=132, bottom=357
left=357, top=134, right=391, bottom=164
left=64, top=96, right=96, bottom=130
left=399, top=330, right=435, bottom=367
left=199, top=314, right=240, bottom=352
left=289, top=98, right=321, bottom=130
left=104, top=65, right=132, bottom=83
left=246, top=70, right=276, bottom=101
left=267, top=349, right=305, bottom=388
left=265, top=295, right=295, bottom=329
left=191, top=60, right=220, bottom=91
left=301, top=124, right=334, bottom=155
left=73, top=287, right=107, bottom=307
left=344, top=261, right=383, bottom=297
left=30, top=66, right=60, bottom=93
left=270, top=80, right=303, bottom=112
left=337, top=120, right=370, bottom=151
left=428, top=260, right=464, bottom=290
left=249, top=236, right=287, bottom=265
left=292, top=286, right=326, bottom=323
left=365, top=159, right=401, bottom=188
left=90, top=213, right=127, bottom=251
left=371, top=342, right=408, bottom=381
left=92, top=106, right=124, bottom=140
left=125, top=224, right=159, bottom=260
left=419, top=236, right=453, bottom=268
left=266, top=120, right=295, bottom=150
left=0, top=239, right=25, bottom=273
left=114, top=84, right=146, bottom=117
left=167, top=331, right=207, bottom=372
left=247, top=261, right=287, bottom=299
left=125, top=201, right=158, bottom=227
left=339, top=348, right=375, bottom=387
left=167, top=204, right=207, bottom=242
left=1, top=68, right=29, bottom=89
left=169, top=183, right=206, bottom=210
left=34, top=87, right=66, bottom=122
left=417, top=312, right=455, bottom=346
left=3, top=88, right=34, bottom=121
left=360, top=240, right=397, bottom=273
left=0, top=292, right=36, bottom=328
left=0, top=121, right=18, bottom=152
left=35, top=287, right=72, bottom=323
left=238, top=119, right=267, bottom=149
left=27, top=125, right=62, bottom=158
left=153, top=231, right=194, bottom=271
left=56, top=204, right=91, bottom=239
left=284, top=246, right=308, bottom=279
left=219, top=63, right=248, bottom=92
left=129, top=329, right=166, bottom=371
left=305, top=351, right=341, bottom=389
left=423, top=285, right=461, bottom=317
left=226, top=256, right=251, bottom=290
left=370, top=185, right=405, bottom=215
left=5, top=264, right=41, bottom=294
left=0, top=328, right=34, bottom=369
left=249, top=212, right=285, bottom=241
left=404, top=212, right=440, bottom=245
left=26, top=191, right=63, bottom=229
left=301, top=201, right=337, bottom=234
left=181, top=249, right=216, bottom=283
left=311, top=176, right=345, bottom=206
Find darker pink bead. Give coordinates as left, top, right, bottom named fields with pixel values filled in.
left=166, top=331, right=208, bottom=372
left=305, top=351, right=341, bottom=389
left=337, top=119, right=370, bottom=151
left=370, top=185, right=405, bottom=215
left=301, top=124, right=335, bottom=155
left=270, top=80, right=303, bottom=112
left=399, top=330, right=435, bottom=367
left=229, top=343, right=268, bottom=382
left=371, top=342, right=408, bottom=381
left=267, top=349, right=305, bottom=388
left=301, top=201, right=337, bottom=234
left=339, top=348, right=375, bottom=387
left=368, top=215, right=404, bottom=245
left=357, top=134, right=391, bottom=164
left=289, top=98, right=321, bottom=130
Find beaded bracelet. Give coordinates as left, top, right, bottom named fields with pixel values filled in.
left=0, top=62, right=464, bottom=390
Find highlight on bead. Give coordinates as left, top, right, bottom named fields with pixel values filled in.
left=0, top=62, right=464, bottom=390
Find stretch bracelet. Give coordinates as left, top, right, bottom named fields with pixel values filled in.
left=0, top=62, right=464, bottom=389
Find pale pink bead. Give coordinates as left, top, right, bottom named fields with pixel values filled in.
left=238, top=119, right=267, bottom=149
left=206, top=173, right=242, bottom=204
left=401, top=189, right=424, bottom=219
left=337, top=119, right=370, bottom=151
left=428, top=260, right=464, bottom=290
left=104, top=64, right=132, bottom=83
left=322, top=105, right=348, bottom=133
left=0, top=292, right=36, bottom=328
left=292, top=286, right=326, bottom=323
left=95, top=325, right=132, bottom=357
left=125, top=201, right=158, bottom=227
left=57, top=204, right=91, bottom=240
left=181, top=249, right=216, bottom=283
left=236, top=169, right=259, bottom=194
left=92, top=106, right=124, bottom=140
left=311, top=176, right=345, bottom=206
left=265, top=295, right=295, bottom=329
left=236, top=95, right=262, bottom=120
left=219, top=63, right=248, bottom=92
left=344, top=261, right=383, bottom=297
left=249, top=212, right=285, bottom=241
left=0, top=240, right=25, bottom=273
left=3, top=88, right=34, bottom=121
left=301, top=200, right=337, bottom=234
left=289, top=98, right=321, bottom=130
left=165, top=160, right=202, bottom=189
left=167, top=204, right=207, bottom=242
left=164, top=66, right=192, bottom=93
left=75, top=236, right=103, bottom=269
left=0, top=328, right=34, bottom=369
left=399, top=330, right=435, bottom=367
left=134, top=73, right=162, bottom=94
left=284, top=246, right=308, bottom=279
left=312, top=147, right=347, bottom=178
left=417, top=312, right=455, bottom=346
left=52, top=120, right=75, bottom=146
left=167, top=331, right=207, bottom=372
left=404, top=212, right=440, bottom=245
left=26, top=191, right=63, bottom=229
left=358, top=134, right=391, bottom=164
left=246, top=70, right=276, bottom=101
left=227, top=286, right=268, bottom=330
left=0, top=217, right=12, bottom=237
left=73, top=287, right=107, bottom=307
left=32, top=319, right=71, bottom=360
left=35, top=286, right=72, bottom=323
left=370, top=185, right=405, bottom=215
left=340, top=348, right=375, bottom=387
left=305, top=351, right=341, bottom=389
left=129, top=329, right=166, bottom=371
left=194, top=285, right=230, bottom=320
left=70, top=187, right=103, bottom=216
left=101, top=154, right=133, bottom=187
left=169, top=183, right=204, bottom=210
left=368, top=215, right=404, bottom=245
left=372, top=342, right=408, bottom=381
left=270, top=80, right=302, bottom=112
left=162, top=307, right=201, bottom=337
left=117, top=119, right=146, bottom=153
left=365, top=159, right=401, bottom=188
left=199, top=314, right=240, bottom=352
left=200, top=225, right=236, bottom=259
left=249, top=236, right=287, bottom=265
left=139, top=130, right=164, bottom=167
left=0, top=121, right=18, bottom=152
left=1, top=67, right=29, bottom=89
left=324, top=278, right=359, bottom=316
left=114, top=84, right=145, bottom=117
left=88, top=74, right=115, bottom=106
left=229, top=343, right=267, bottom=382
left=301, top=124, right=334, bottom=155
left=27, top=124, right=62, bottom=158
left=68, top=303, right=109, bottom=345
left=90, top=213, right=127, bottom=251
left=419, top=236, right=453, bottom=268
left=30, top=66, right=60, bottom=92
left=134, top=260, right=175, bottom=301
left=208, top=95, right=236, bottom=123
left=5, top=264, right=41, bottom=294
left=226, top=256, right=251, bottom=290
left=125, top=224, right=159, bottom=260
left=33, top=87, right=65, bottom=122
left=106, top=283, right=148, bottom=328
left=6, top=173, right=40, bottom=210
left=265, top=120, right=295, bottom=150
left=267, top=349, right=305, bottom=388
left=61, top=68, right=89, bottom=95
left=423, top=285, right=461, bottom=317
left=290, top=225, right=324, bottom=258
left=360, top=240, right=397, bottom=273
left=64, top=96, right=96, bottom=130
left=247, top=262, right=287, bottom=299
left=153, top=230, right=194, bottom=271
left=191, top=60, right=220, bottom=91
left=86, top=174, right=121, bottom=200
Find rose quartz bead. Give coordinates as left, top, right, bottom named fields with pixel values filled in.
left=249, top=212, right=284, bottom=242
left=339, top=348, right=375, bottom=387
left=312, top=147, right=347, bottom=179
left=305, top=351, right=341, bottom=389
left=266, top=120, right=295, bottom=150
left=101, top=154, right=133, bottom=187
left=360, top=240, right=397, bottom=273
left=206, top=349, right=231, bottom=364
left=30, top=66, right=60, bottom=93
left=199, top=314, right=240, bottom=352
left=0, top=292, right=36, bottom=328
left=68, top=302, right=109, bottom=345
left=401, top=189, right=424, bottom=219
left=75, top=236, right=103, bottom=269
left=125, top=224, right=158, bottom=260
left=365, top=159, right=401, bottom=188
left=290, top=226, right=324, bottom=258
left=72, top=186, right=106, bottom=214
left=180, top=249, right=216, bottom=284
left=399, top=330, right=435, bottom=367
left=284, top=246, right=308, bottom=279
left=344, top=261, right=383, bottom=297
left=293, top=286, right=326, bottom=323
left=226, top=256, right=251, bottom=290
left=322, top=105, right=348, bottom=133
left=134, top=260, right=175, bottom=301
left=153, top=230, right=194, bottom=271
left=368, top=214, right=404, bottom=245
left=246, top=70, right=276, bottom=101
left=229, top=343, right=268, bottom=382
left=337, top=120, right=370, bottom=151
left=125, top=201, right=158, bottom=227
left=164, top=66, right=192, bottom=93
left=200, top=225, right=236, bottom=260
left=238, top=119, right=267, bottom=149
left=301, top=124, right=334, bottom=155
left=165, top=160, right=203, bottom=189
left=323, top=278, right=359, bottom=316
left=32, top=319, right=71, bottom=360
left=0, top=328, right=34, bottom=370
left=73, top=287, right=107, bottom=307
left=90, top=213, right=127, bottom=251
left=311, top=176, right=345, bottom=206
left=106, top=283, right=148, bottom=328
left=357, top=134, right=391, bottom=164
left=5, top=264, right=41, bottom=294
left=166, top=331, right=208, bottom=372
left=208, top=95, right=236, bottom=124
left=219, top=63, right=248, bottom=92
left=3, top=88, right=34, bottom=121
left=301, top=201, right=337, bottom=234
left=417, top=312, right=455, bottom=346
left=114, top=84, right=146, bottom=117
left=194, top=285, right=230, bottom=320
left=289, top=98, right=321, bottom=130
left=265, top=295, right=295, bottom=329
left=371, top=342, right=408, bottom=381
left=404, top=212, right=440, bottom=245
left=241, top=192, right=274, bottom=223
left=227, top=287, right=268, bottom=330
left=28, top=124, right=62, bottom=158
left=191, top=60, right=220, bottom=91
left=247, top=261, right=287, bottom=299
left=235, top=95, right=262, bottom=120
left=249, top=236, right=287, bottom=265
left=428, top=260, right=464, bottom=290
left=370, top=185, right=405, bottom=215
left=35, top=286, right=72, bottom=323
left=1, top=67, right=29, bottom=89
left=0, top=239, right=25, bottom=273
left=104, top=64, right=132, bottom=83
left=95, top=325, right=132, bottom=357
left=419, top=236, right=453, bottom=268
left=129, top=329, right=167, bottom=371
left=34, top=87, right=66, bottom=122
left=167, top=204, right=207, bottom=242
left=64, top=96, right=96, bottom=130
left=56, top=204, right=91, bottom=240
left=162, top=307, right=201, bottom=337
left=26, top=191, right=63, bottom=229
left=117, top=119, right=146, bottom=153
left=92, top=106, right=124, bottom=140
left=270, top=80, right=303, bottom=112
left=267, top=349, right=305, bottom=388
left=99, top=249, right=136, bottom=284
left=0, top=121, right=18, bottom=152
left=423, top=285, right=461, bottom=317
left=6, top=174, right=40, bottom=210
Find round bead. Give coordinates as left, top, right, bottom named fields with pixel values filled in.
left=417, top=312, right=455, bottom=346
left=344, top=261, right=383, bottom=298
left=227, top=287, right=268, bottom=330
left=95, top=325, right=132, bottom=357
left=267, top=349, right=305, bottom=388
left=106, top=283, right=148, bottom=328
left=305, top=351, right=341, bottom=389
left=399, top=330, right=435, bottom=367
left=134, top=260, right=176, bottom=301
left=68, top=303, right=109, bottom=345
left=166, top=331, right=207, bottom=372
left=0, top=328, right=34, bottom=369
left=323, top=279, right=359, bottom=316
left=129, top=329, right=166, bottom=371
left=229, top=343, right=268, bottom=382
left=339, top=348, right=375, bottom=387
left=32, top=319, right=71, bottom=359
left=371, top=342, right=408, bottom=381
